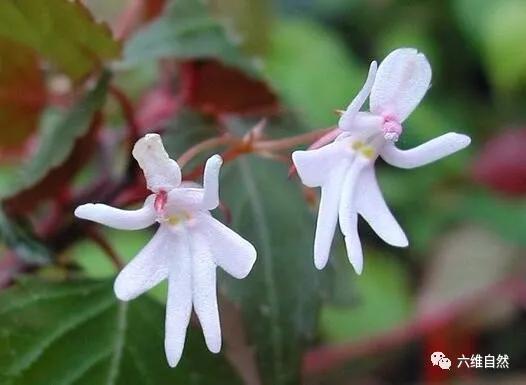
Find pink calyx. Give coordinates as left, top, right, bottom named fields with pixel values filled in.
left=154, top=190, right=168, bottom=213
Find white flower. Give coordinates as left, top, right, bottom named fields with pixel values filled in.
left=75, top=134, right=257, bottom=367
left=292, top=48, right=471, bottom=274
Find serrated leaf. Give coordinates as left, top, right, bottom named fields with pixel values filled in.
left=123, top=0, right=257, bottom=76
left=219, top=155, right=326, bottom=385
left=0, top=39, right=46, bottom=151
left=0, top=278, right=242, bottom=385
left=0, top=0, right=120, bottom=81
left=1, top=72, right=110, bottom=202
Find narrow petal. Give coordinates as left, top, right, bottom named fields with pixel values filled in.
left=133, top=133, right=181, bottom=193
left=338, top=159, right=367, bottom=274
left=339, top=61, right=378, bottom=130
left=74, top=195, right=156, bottom=230
left=113, top=225, right=171, bottom=301
left=202, top=154, right=223, bottom=210
left=194, top=214, right=256, bottom=279
left=165, top=229, right=192, bottom=368
left=370, top=48, right=431, bottom=122
left=380, top=133, right=471, bottom=169
left=314, top=161, right=349, bottom=270
left=292, top=141, right=346, bottom=188
left=356, top=167, right=408, bottom=247
left=190, top=231, right=221, bottom=353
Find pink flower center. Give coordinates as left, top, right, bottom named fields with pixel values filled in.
left=382, top=114, right=403, bottom=140
left=154, top=190, right=168, bottom=213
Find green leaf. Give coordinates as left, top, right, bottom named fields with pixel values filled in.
left=123, top=0, right=257, bottom=76
left=0, top=72, right=110, bottom=200
left=263, top=18, right=363, bottom=128
left=0, top=209, right=51, bottom=265
left=219, top=155, right=326, bottom=385
left=0, top=0, right=120, bottom=81
left=320, top=250, right=412, bottom=342
left=0, top=278, right=242, bottom=385
left=453, top=0, right=526, bottom=92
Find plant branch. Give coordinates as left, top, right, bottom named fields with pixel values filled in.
left=302, top=273, right=526, bottom=376
left=84, top=226, right=124, bottom=270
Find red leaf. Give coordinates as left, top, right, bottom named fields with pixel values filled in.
left=472, top=128, right=526, bottom=196
left=0, top=39, right=46, bottom=155
left=136, top=85, right=179, bottom=130
left=180, top=60, right=279, bottom=116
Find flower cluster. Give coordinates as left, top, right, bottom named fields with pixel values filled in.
left=76, top=48, right=470, bottom=367
left=75, top=134, right=257, bottom=367
left=292, top=48, right=471, bottom=273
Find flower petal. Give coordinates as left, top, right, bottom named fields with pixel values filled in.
left=190, top=231, right=221, bottom=353
left=165, top=228, right=192, bottom=368
left=202, top=154, right=223, bottom=210
left=338, top=159, right=367, bottom=274
left=339, top=61, right=377, bottom=130
left=313, top=161, right=349, bottom=270
left=113, top=225, right=171, bottom=301
left=356, top=167, right=408, bottom=247
left=292, top=141, right=346, bottom=188
left=380, top=133, right=471, bottom=169
left=194, top=214, right=256, bottom=279
left=74, top=195, right=156, bottom=230
left=370, top=48, right=431, bottom=122
left=132, top=133, right=181, bottom=193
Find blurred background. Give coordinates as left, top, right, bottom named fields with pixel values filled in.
left=0, top=0, right=525, bottom=384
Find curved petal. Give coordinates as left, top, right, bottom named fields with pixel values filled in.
left=190, top=231, right=221, bottom=353
left=380, top=133, right=471, bottom=169
left=113, top=225, right=171, bottom=300
left=338, top=159, right=367, bottom=274
left=370, top=48, right=431, bottom=122
left=194, top=214, right=256, bottom=279
left=339, top=61, right=378, bottom=130
left=202, top=154, right=223, bottom=210
left=74, top=195, right=156, bottom=230
left=164, top=228, right=192, bottom=368
left=292, top=140, right=346, bottom=188
left=313, top=161, right=349, bottom=270
left=133, top=133, right=181, bottom=193
left=356, top=167, right=408, bottom=247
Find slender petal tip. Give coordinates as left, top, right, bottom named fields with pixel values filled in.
left=73, top=204, right=91, bottom=219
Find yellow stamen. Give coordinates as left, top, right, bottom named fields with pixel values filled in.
left=361, top=146, right=375, bottom=159
left=351, top=140, right=364, bottom=150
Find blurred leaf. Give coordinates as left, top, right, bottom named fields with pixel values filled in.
left=0, top=209, right=50, bottom=265
left=472, top=127, right=526, bottom=196
left=181, top=60, right=279, bottom=116
left=210, top=0, right=271, bottom=55
left=0, top=0, right=120, bottom=81
left=0, top=278, right=242, bottom=384
left=1, top=72, right=110, bottom=209
left=219, top=155, right=326, bottom=385
left=264, top=18, right=363, bottom=128
left=417, top=225, right=519, bottom=326
left=320, top=250, right=412, bottom=342
left=460, top=191, right=526, bottom=246
left=0, top=39, right=46, bottom=151
left=453, top=0, right=526, bottom=92
left=123, top=0, right=257, bottom=76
